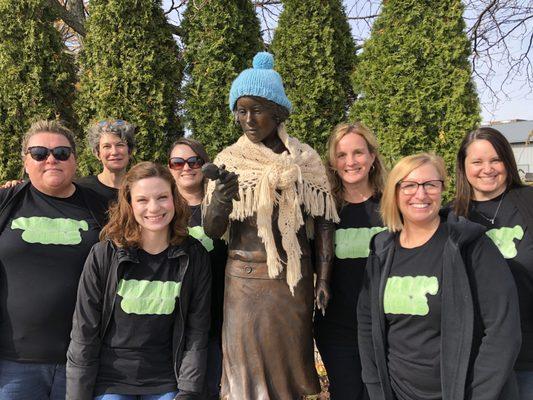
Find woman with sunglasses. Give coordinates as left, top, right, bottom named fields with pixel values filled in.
left=314, top=122, right=386, bottom=400
left=66, top=162, right=211, bottom=400
left=454, top=127, right=533, bottom=399
left=358, top=153, right=520, bottom=400
left=0, top=119, right=135, bottom=201
left=77, top=119, right=136, bottom=204
left=0, top=120, right=107, bottom=400
left=168, top=138, right=227, bottom=400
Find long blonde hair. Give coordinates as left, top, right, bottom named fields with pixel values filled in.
left=326, top=122, right=386, bottom=207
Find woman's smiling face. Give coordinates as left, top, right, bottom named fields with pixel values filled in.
left=465, top=139, right=507, bottom=200
left=334, top=132, right=375, bottom=188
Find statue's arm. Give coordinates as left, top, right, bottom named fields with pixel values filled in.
left=314, top=216, right=335, bottom=313
left=204, top=195, right=232, bottom=239
left=203, top=171, right=239, bottom=239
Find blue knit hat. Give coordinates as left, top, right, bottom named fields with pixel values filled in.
left=229, top=52, right=292, bottom=113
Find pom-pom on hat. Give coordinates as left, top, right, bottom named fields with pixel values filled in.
left=229, top=52, right=292, bottom=113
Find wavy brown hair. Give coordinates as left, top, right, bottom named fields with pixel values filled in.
left=101, top=162, right=189, bottom=247
left=326, top=122, right=387, bottom=207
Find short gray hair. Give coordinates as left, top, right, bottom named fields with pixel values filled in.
left=87, top=119, right=136, bottom=155
left=21, top=120, right=77, bottom=159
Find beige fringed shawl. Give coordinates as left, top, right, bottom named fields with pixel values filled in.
left=204, top=124, right=338, bottom=294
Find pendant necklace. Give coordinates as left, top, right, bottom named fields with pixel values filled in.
left=476, top=192, right=505, bottom=225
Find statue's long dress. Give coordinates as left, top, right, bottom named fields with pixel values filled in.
left=220, top=210, right=321, bottom=400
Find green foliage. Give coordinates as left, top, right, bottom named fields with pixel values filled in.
left=76, top=0, right=183, bottom=174
left=181, top=0, right=263, bottom=158
left=271, top=0, right=356, bottom=155
left=350, top=0, right=480, bottom=180
left=0, top=0, right=76, bottom=180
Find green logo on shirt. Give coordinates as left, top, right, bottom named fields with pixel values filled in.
left=117, top=279, right=181, bottom=315
left=188, top=225, right=214, bottom=251
left=11, top=217, right=88, bottom=245
left=335, top=226, right=387, bottom=259
left=485, top=225, right=524, bottom=259
left=384, top=276, right=439, bottom=316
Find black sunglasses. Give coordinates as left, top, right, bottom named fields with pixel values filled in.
left=26, top=146, right=73, bottom=162
left=168, top=156, right=205, bottom=170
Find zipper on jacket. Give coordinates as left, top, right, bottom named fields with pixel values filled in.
left=174, top=253, right=190, bottom=384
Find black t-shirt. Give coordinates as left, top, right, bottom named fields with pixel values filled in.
left=95, top=248, right=180, bottom=396
left=187, top=204, right=227, bottom=338
left=470, top=193, right=533, bottom=370
left=77, top=175, right=118, bottom=206
left=0, top=185, right=101, bottom=363
left=386, top=223, right=447, bottom=400
left=315, top=196, right=385, bottom=345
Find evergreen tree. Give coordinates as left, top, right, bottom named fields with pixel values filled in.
left=181, top=0, right=263, bottom=158
left=350, top=0, right=480, bottom=175
left=0, top=0, right=76, bottom=180
left=271, top=0, right=356, bottom=155
left=76, top=0, right=183, bottom=174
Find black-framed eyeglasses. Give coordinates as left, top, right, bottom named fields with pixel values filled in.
left=397, top=180, right=444, bottom=195
left=168, top=156, right=205, bottom=170
left=25, top=146, right=73, bottom=162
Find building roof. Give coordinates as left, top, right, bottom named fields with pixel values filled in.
left=484, top=120, right=533, bottom=144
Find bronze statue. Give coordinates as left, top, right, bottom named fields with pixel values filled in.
left=203, top=52, right=338, bottom=399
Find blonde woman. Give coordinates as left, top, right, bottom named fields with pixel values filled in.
left=358, top=153, right=520, bottom=400
left=314, top=122, right=386, bottom=400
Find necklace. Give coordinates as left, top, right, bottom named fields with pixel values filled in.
left=475, top=192, right=505, bottom=225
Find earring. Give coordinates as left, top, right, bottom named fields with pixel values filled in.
left=370, top=164, right=375, bottom=171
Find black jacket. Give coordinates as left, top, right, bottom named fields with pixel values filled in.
left=66, top=237, right=211, bottom=400
left=505, top=186, right=533, bottom=234
left=357, top=211, right=521, bottom=400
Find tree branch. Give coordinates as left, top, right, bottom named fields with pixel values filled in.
left=47, top=0, right=86, bottom=36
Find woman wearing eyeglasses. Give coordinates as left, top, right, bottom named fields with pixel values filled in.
left=358, top=153, right=521, bottom=400
left=168, top=138, right=227, bottom=400
left=454, top=127, right=533, bottom=399
left=0, top=120, right=107, bottom=400
left=66, top=162, right=211, bottom=400
left=77, top=119, right=136, bottom=204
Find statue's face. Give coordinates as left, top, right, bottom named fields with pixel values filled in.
left=235, top=97, right=278, bottom=144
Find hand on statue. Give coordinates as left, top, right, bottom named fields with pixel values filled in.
left=315, top=278, right=330, bottom=316
left=1, top=179, right=23, bottom=189
left=214, top=164, right=239, bottom=203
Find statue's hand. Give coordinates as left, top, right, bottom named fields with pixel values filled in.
left=214, top=164, right=239, bottom=203
left=315, top=278, right=330, bottom=316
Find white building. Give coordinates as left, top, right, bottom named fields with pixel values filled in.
left=484, top=120, right=533, bottom=181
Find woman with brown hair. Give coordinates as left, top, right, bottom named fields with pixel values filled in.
left=168, top=138, right=227, bottom=400
left=66, top=162, right=211, bottom=400
left=314, top=122, right=386, bottom=400
left=454, top=127, right=533, bottom=399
